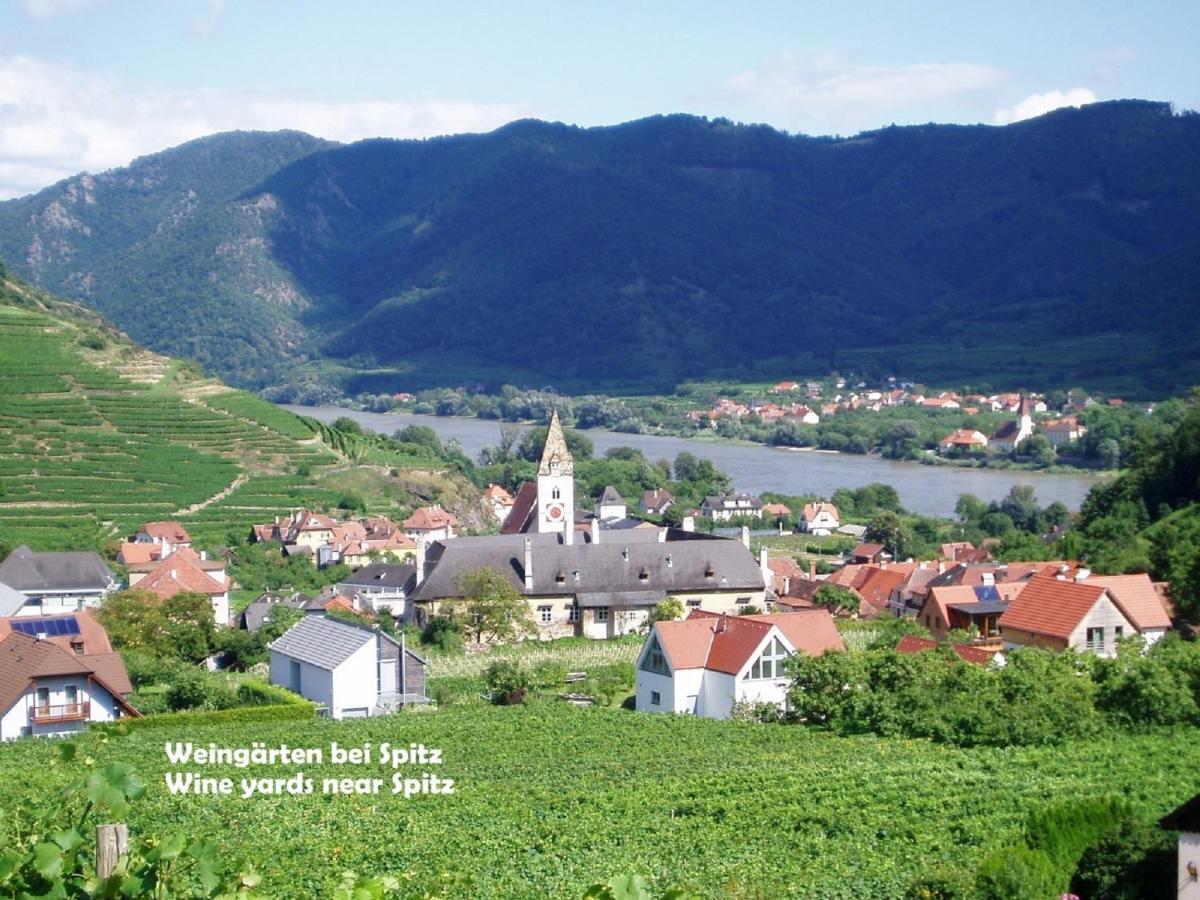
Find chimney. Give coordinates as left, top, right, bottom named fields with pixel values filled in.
left=740, top=525, right=750, bottom=549
left=759, top=547, right=770, bottom=582
left=414, top=540, right=426, bottom=583
left=682, top=515, right=695, bottom=533
left=981, top=572, right=995, bottom=586
left=200, top=550, right=207, bottom=561
left=938, top=561, right=946, bottom=574
left=523, top=537, right=534, bottom=590
left=1075, top=568, right=1092, bottom=582
left=590, top=517, right=600, bottom=544
left=808, top=560, right=816, bottom=582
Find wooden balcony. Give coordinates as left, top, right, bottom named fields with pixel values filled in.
left=30, top=701, right=90, bottom=724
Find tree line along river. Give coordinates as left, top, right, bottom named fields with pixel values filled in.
left=282, top=405, right=1102, bottom=519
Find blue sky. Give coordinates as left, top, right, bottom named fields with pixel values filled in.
left=0, top=0, right=1195, bottom=197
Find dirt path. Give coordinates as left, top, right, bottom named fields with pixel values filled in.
left=172, top=472, right=249, bottom=516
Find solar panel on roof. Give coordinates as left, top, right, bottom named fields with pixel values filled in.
left=10, top=616, right=79, bottom=637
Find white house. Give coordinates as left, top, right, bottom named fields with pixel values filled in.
left=0, top=546, right=116, bottom=617
left=1084, top=573, right=1173, bottom=646
left=595, top=486, right=627, bottom=522
left=635, top=609, right=844, bottom=719
left=0, top=632, right=137, bottom=740
left=800, top=502, right=840, bottom=536
left=700, top=493, right=763, bottom=521
left=1160, top=793, right=1200, bottom=900
left=269, top=616, right=427, bottom=718
left=337, top=563, right=418, bottom=618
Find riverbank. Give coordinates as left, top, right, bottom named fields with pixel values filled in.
left=283, top=405, right=1104, bottom=517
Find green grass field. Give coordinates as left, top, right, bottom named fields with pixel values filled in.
left=0, top=705, right=1195, bottom=898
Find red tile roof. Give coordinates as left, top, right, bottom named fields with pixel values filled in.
left=136, top=549, right=226, bottom=599
left=652, top=609, right=843, bottom=675
left=998, top=575, right=1109, bottom=640
left=0, top=609, right=113, bottom=656
left=801, top=502, right=839, bottom=521
left=117, top=542, right=161, bottom=565
left=1086, top=574, right=1172, bottom=631
left=501, top=482, right=539, bottom=534
left=895, top=634, right=995, bottom=666
left=137, top=521, right=192, bottom=543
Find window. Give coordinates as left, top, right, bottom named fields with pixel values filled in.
left=1114, top=626, right=1124, bottom=640
left=1085, top=626, right=1105, bottom=652
left=744, top=636, right=790, bottom=680
left=567, top=604, right=580, bottom=623
left=552, top=487, right=561, bottom=499
left=596, top=607, right=609, bottom=623
left=36, top=686, right=49, bottom=711
left=687, top=599, right=702, bottom=609
left=640, top=637, right=669, bottom=675
left=64, top=685, right=78, bottom=706
left=538, top=605, right=553, bottom=624
left=650, top=691, right=661, bottom=706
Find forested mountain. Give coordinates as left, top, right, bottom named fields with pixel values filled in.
left=1, top=100, right=1198, bottom=396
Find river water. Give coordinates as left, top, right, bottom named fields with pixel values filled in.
left=283, top=405, right=1102, bottom=518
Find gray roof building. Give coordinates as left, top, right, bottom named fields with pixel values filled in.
left=0, top=546, right=115, bottom=595
left=238, top=592, right=312, bottom=632
left=412, top=531, right=764, bottom=607
left=268, top=615, right=379, bottom=671
left=339, top=563, right=418, bottom=593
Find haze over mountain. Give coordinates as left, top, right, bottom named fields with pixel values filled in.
left=0, top=100, right=1197, bottom=397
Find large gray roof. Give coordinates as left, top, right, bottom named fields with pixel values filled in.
left=268, top=615, right=387, bottom=670
left=0, top=546, right=115, bottom=592
left=412, top=532, right=764, bottom=605
left=339, top=563, right=418, bottom=591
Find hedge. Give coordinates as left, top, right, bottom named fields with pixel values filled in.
left=108, top=701, right=316, bottom=731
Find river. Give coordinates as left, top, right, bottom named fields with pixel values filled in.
left=283, top=405, right=1103, bottom=518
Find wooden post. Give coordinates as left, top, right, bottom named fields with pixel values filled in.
left=96, top=824, right=128, bottom=879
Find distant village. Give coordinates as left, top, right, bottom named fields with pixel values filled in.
left=0, top=411, right=1177, bottom=737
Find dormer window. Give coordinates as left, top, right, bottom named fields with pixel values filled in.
left=555, top=570, right=566, bottom=584
left=638, top=568, right=650, bottom=581
left=704, top=564, right=715, bottom=578
left=550, top=462, right=561, bottom=476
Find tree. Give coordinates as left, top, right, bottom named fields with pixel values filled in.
left=648, top=598, right=684, bottom=624
left=95, top=589, right=166, bottom=652
left=392, top=424, right=443, bottom=457
left=865, top=511, right=912, bottom=558
left=1096, top=437, right=1121, bottom=469
left=814, top=584, right=859, bottom=615
left=1020, top=434, right=1056, bottom=467
left=452, top=567, right=536, bottom=643
left=161, top=592, right=217, bottom=664
left=955, top=493, right=987, bottom=523
left=330, top=416, right=363, bottom=435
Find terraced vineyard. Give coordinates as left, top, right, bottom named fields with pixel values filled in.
left=0, top=288, right=343, bottom=552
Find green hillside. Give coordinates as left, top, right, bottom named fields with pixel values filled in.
left=0, top=268, right=344, bottom=553
left=1, top=101, right=1198, bottom=397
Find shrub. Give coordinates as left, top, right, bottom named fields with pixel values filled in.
left=421, top=615, right=464, bottom=653
left=484, top=660, right=531, bottom=705
left=115, top=701, right=316, bottom=731
left=1069, top=818, right=1175, bottom=900
left=975, top=845, right=1058, bottom=900
left=531, top=660, right=567, bottom=689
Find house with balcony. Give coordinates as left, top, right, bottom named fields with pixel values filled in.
left=799, top=502, right=840, bottom=536
left=700, top=493, right=763, bottom=521
left=0, top=630, right=137, bottom=740
left=997, top=574, right=1135, bottom=657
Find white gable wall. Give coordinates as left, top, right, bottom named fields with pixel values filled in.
left=1177, top=832, right=1200, bottom=900
left=329, top=639, right=379, bottom=718
left=0, top=676, right=121, bottom=741
left=271, top=651, right=334, bottom=712
left=1066, top=592, right=1135, bottom=657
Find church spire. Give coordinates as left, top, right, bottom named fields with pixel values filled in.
left=538, top=410, right=574, bottom=476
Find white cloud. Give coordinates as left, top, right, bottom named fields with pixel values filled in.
left=992, top=87, right=1097, bottom=125
left=21, top=0, right=98, bottom=20
left=722, top=52, right=1007, bottom=133
left=0, top=54, right=529, bottom=198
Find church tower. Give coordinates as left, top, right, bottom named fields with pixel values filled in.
left=537, top=410, right=575, bottom=544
